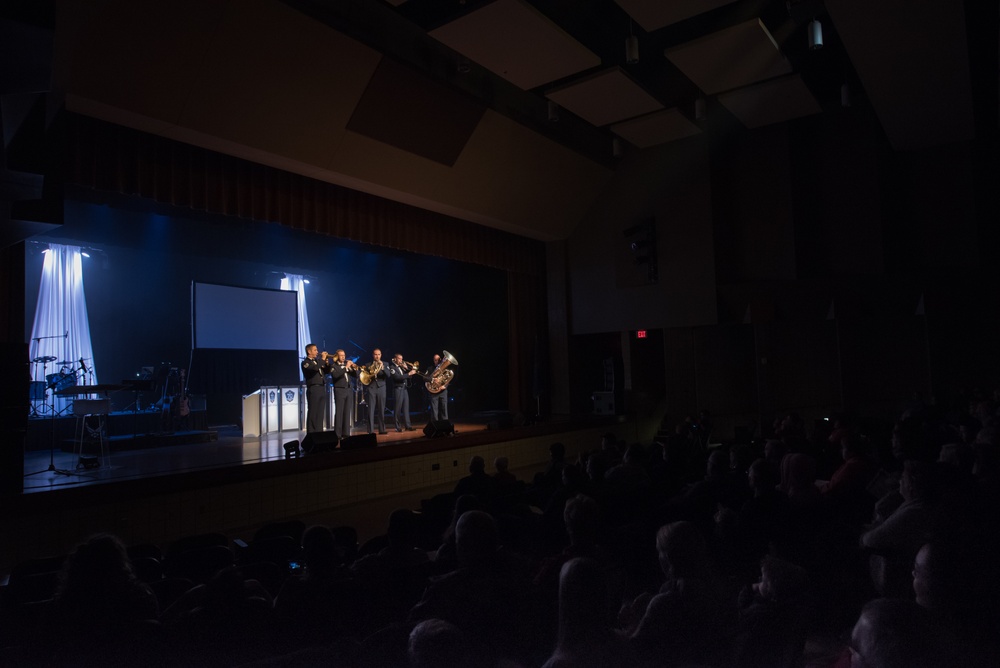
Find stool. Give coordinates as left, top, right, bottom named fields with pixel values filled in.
left=73, top=398, right=110, bottom=471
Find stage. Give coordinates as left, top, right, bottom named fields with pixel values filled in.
left=21, top=414, right=495, bottom=493
left=7, top=410, right=640, bottom=577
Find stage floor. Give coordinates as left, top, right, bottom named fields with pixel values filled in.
left=21, top=418, right=489, bottom=494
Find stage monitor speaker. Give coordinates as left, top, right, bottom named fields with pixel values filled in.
left=341, top=433, right=377, bottom=450
left=302, top=432, right=339, bottom=454
left=424, top=420, right=455, bottom=438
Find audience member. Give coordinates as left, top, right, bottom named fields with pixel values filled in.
left=432, top=494, right=484, bottom=566
left=822, top=433, right=877, bottom=524
left=408, top=618, right=475, bottom=668
left=351, top=509, right=430, bottom=628
left=542, top=558, right=633, bottom=668
left=844, top=598, right=953, bottom=668
left=860, top=459, right=941, bottom=597
left=274, top=525, right=365, bottom=650
left=45, top=533, right=160, bottom=665
left=453, top=455, right=498, bottom=504
left=716, top=458, right=791, bottom=580
left=734, top=555, right=811, bottom=668
left=409, top=510, right=537, bottom=663
left=624, top=521, right=733, bottom=667
left=492, top=456, right=519, bottom=493
left=165, top=565, right=275, bottom=665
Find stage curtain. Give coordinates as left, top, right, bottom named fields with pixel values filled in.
left=508, top=270, right=547, bottom=419
left=29, top=243, right=98, bottom=414
left=65, top=114, right=544, bottom=276
left=280, top=274, right=312, bottom=381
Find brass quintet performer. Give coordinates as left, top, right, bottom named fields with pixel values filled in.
left=301, top=344, right=332, bottom=434
left=329, top=349, right=358, bottom=438
left=388, top=354, right=418, bottom=432
left=426, top=350, right=458, bottom=421
left=362, top=348, right=388, bottom=435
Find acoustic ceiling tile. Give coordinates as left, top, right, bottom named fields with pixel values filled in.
left=430, top=0, right=601, bottom=91
left=611, top=108, right=701, bottom=148
left=614, top=0, right=736, bottom=32
left=665, top=18, right=791, bottom=95
left=717, top=74, right=822, bottom=128
left=546, top=68, right=663, bottom=127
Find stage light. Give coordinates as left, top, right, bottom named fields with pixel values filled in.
left=625, top=35, right=639, bottom=64
left=303, top=279, right=310, bottom=284
left=81, top=252, right=90, bottom=258
left=808, top=19, right=823, bottom=50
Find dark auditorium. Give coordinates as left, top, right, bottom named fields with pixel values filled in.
left=1, top=1, right=998, bottom=666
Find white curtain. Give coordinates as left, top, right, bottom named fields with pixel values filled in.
left=29, top=244, right=98, bottom=413
left=280, top=274, right=312, bottom=381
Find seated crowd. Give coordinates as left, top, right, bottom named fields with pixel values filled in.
left=3, top=390, right=1000, bottom=667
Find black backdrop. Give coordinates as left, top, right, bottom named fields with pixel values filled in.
left=25, top=196, right=508, bottom=424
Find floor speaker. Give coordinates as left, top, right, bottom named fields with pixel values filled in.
left=302, top=431, right=339, bottom=454
left=423, top=420, right=455, bottom=437
left=341, top=433, right=377, bottom=450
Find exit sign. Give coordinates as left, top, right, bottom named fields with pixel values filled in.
left=636, top=330, right=647, bottom=339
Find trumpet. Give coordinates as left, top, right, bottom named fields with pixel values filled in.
left=402, top=360, right=420, bottom=372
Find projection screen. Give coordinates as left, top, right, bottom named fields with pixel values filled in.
left=192, top=282, right=298, bottom=350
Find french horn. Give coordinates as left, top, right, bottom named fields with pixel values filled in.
left=358, top=359, right=383, bottom=386
left=426, top=350, right=458, bottom=394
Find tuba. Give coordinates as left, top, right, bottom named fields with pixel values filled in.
left=425, top=350, right=458, bottom=394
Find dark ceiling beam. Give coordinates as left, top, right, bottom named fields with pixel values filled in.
left=280, top=0, right=619, bottom=166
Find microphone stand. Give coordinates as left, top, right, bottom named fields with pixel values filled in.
left=25, top=332, right=74, bottom=477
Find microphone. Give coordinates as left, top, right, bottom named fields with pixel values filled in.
left=64, top=331, right=68, bottom=338
left=80, top=358, right=89, bottom=374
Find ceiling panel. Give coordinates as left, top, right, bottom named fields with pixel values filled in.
left=546, top=68, right=663, bottom=127
left=611, top=108, right=701, bottom=148
left=615, top=0, right=736, bottom=32
left=827, top=0, right=975, bottom=150
left=717, top=74, right=821, bottom=128
left=665, top=18, right=791, bottom=95
left=429, top=0, right=601, bottom=91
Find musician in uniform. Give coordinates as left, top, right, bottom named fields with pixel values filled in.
left=428, top=352, right=449, bottom=421
left=366, top=348, right=388, bottom=435
left=330, top=349, right=357, bottom=439
left=388, top=353, right=418, bottom=432
left=301, top=344, right=332, bottom=434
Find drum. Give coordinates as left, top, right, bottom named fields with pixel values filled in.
left=46, top=371, right=77, bottom=392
